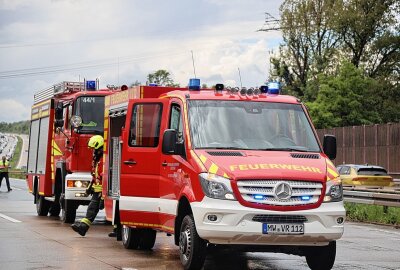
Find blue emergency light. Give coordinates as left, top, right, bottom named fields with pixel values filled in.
left=86, top=80, right=96, bottom=90
left=301, top=196, right=311, bottom=201
left=253, top=194, right=265, bottom=200
left=189, top=78, right=200, bottom=90
left=267, top=82, right=280, bottom=94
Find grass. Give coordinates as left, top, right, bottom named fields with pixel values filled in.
left=345, top=202, right=400, bottom=225
left=8, top=135, right=25, bottom=179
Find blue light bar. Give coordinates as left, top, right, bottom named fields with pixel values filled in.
left=149, top=83, right=158, bottom=86
left=189, top=78, right=200, bottom=90
left=86, top=80, right=96, bottom=90
left=253, top=194, right=264, bottom=200
left=301, top=196, right=311, bottom=201
left=267, top=82, right=280, bottom=94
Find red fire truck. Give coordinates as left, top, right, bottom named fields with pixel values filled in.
left=27, top=81, right=114, bottom=223
left=102, top=81, right=345, bottom=270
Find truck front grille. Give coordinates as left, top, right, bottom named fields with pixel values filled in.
left=236, top=180, right=323, bottom=206
left=252, top=214, right=308, bottom=223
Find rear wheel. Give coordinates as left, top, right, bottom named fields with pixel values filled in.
left=305, top=241, right=336, bottom=270
left=61, top=200, right=76, bottom=223
left=138, top=229, right=156, bottom=250
left=49, top=197, right=61, bottom=216
left=36, top=192, right=51, bottom=216
left=179, top=215, right=207, bottom=270
left=122, top=226, right=140, bottom=249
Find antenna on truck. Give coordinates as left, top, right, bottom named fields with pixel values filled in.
left=191, top=50, right=197, bottom=79
left=238, top=67, right=243, bottom=88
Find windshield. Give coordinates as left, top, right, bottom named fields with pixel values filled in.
left=74, top=96, right=105, bottom=134
left=188, top=100, right=320, bottom=152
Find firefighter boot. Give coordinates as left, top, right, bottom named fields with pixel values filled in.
left=71, top=222, right=89, bottom=236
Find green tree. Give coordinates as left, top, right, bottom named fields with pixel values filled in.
left=0, top=120, right=30, bottom=134
left=307, top=62, right=381, bottom=128
left=147, top=69, right=179, bottom=87
left=273, top=0, right=342, bottom=98
left=336, top=0, right=400, bottom=77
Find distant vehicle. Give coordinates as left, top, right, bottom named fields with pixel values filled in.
left=337, top=164, right=393, bottom=187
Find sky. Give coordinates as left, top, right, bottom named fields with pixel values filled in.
left=0, top=0, right=283, bottom=123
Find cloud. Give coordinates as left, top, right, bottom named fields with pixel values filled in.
left=0, top=99, right=30, bottom=122
left=0, top=0, right=284, bottom=122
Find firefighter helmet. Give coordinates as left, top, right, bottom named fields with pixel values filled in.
left=88, top=135, right=104, bottom=150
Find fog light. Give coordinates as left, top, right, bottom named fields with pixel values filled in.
left=336, top=217, right=344, bottom=224
left=207, top=215, right=218, bottom=222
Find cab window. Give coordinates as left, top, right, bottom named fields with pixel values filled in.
left=169, top=104, right=183, bottom=143
left=129, top=103, right=162, bottom=147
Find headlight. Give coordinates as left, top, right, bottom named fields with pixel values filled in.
left=323, top=178, right=343, bottom=202
left=67, top=180, right=90, bottom=188
left=70, top=115, right=82, bottom=128
left=199, top=173, right=236, bottom=200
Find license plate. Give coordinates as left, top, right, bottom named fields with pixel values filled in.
left=262, top=223, right=304, bottom=235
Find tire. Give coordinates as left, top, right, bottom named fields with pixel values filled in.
left=49, top=198, right=61, bottom=217
left=36, top=193, right=51, bottom=216
left=305, top=241, right=336, bottom=270
left=179, top=215, right=207, bottom=270
left=122, top=225, right=140, bottom=249
left=138, top=229, right=157, bottom=250
left=61, top=200, right=76, bottom=223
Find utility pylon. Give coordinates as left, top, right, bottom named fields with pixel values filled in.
left=257, top=12, right=281, bottom=32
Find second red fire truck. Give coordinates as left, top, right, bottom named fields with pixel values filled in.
left=27, top=81, right=115, bottom=223
left=101, top=81, right=345, bottom=270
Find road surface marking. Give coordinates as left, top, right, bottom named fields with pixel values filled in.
left=10, top=186, right=22, bottom=191
left=0, top=213, right=21, bottom=223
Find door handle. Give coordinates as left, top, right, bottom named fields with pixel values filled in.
left=162, top=161, right=168, bottom=167
left=123, top=160, right=137, bottom=165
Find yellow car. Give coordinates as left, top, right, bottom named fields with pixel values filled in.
left=337, top=164, right=393, bottom=187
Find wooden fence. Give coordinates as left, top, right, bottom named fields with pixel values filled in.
left=316, top=123, right=400, bottom=176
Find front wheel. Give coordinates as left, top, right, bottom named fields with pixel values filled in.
left=305, top=241, right=336, bottom=270
left=61, top=200, right=76, bottom=223
left=179, top=215, right=207, bottom=270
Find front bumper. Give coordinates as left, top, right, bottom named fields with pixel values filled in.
left=191, top=197, right=345, bottom=246
left=64, top=173, right=93, bottom=201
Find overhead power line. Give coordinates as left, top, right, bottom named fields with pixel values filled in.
left=0, top=50, right=188, bottom=79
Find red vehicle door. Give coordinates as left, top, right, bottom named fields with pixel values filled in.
left=119, top=98, right=169, bottom=225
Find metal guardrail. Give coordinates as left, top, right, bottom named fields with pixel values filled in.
left=343, top=185, right=400, bottom=207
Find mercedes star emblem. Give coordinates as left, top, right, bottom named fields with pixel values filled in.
left=274, top=182, right=292, bottom=200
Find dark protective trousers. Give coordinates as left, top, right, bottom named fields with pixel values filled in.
left=85, top=192, right=102, bottom=223
left=0, top=172, right=11, bottom=191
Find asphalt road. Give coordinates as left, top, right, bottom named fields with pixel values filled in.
left=1, top=179, right=400, bottom=270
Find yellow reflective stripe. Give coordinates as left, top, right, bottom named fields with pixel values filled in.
left=327, top=167, right=339, bottom=178
left=92, top=184, right=102, bottom=193
left=208, top=163, right=219, bottom=174
left=199, top=155, right=207, bottom=164
left=81, top=218, right=91, bottom=226
left=326, top=159, right=335, bottom=168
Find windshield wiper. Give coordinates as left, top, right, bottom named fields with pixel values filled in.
left=261, top=147, right=312, bottom=152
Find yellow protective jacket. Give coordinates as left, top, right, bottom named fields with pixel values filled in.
left=0, top=160, right=9, bottom=173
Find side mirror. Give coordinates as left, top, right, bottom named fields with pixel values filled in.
left=162, top=129, right=177, bottom=154
left=54, top=102, right=64, bottom=128
left=323, top=134, right=337, bottom=160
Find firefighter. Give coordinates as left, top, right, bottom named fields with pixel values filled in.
left=0, top=156, right=11, bottom=192
left=71, top=135, right=104, bottom=236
